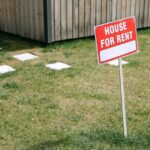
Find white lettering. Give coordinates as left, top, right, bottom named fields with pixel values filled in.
left=105, top=27, right=110, bottom=35
left=101, top=39, right=105, bottom=48
left=105, top=22, right=128, bottom=35
left=116, top=31, right=133, bottom=43
left=100, top=37, right=115, bottom=48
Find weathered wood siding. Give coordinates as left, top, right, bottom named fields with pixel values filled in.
left=0, top=0, right=150, bottom=43
left=47, top=0, right=150, bottom=43
left=0, top=0, right=45, bottom=41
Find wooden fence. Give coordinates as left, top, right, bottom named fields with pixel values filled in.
left=48, top=0, right=150, bottom=43
left=0, top=0, right=150, bottom=43
left=0, top=0, right=45, bottom=42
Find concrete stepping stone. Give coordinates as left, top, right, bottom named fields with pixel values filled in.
left=13, top=53, right=38, bottom=61
left=0, top=65, right=15, bottom=74
left=46, top=62, right=71, bottom=70
left=107, top=59, right=129, bottom=66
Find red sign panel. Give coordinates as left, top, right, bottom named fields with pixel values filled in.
left=95, top=17, right=138, bottom=64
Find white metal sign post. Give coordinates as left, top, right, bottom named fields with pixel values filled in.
left=95, top=17, right=138, bottom=138
left=118, top=58, right=127, bottom=138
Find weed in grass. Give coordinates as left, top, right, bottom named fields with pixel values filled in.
left=64, top=68, right=78, bottom=78
left=3, top=82, right=19, bottom=90
left=64, top=51, right=73, bottom=58
left=47, top=70, right=58, bottom=77
left=41, top=46, right=54, bottom=53
left=0, top=52, right=15, bottom=63
left=64, top=88, right=108, bottom=101
left=135, top=110, right=150, bottom=116
left=0, top=51, right=7, bottom=57
left=72, top=134, right=94, bottom=149
left=82, top=92, right=108, bottom=101
left=34, top=63, right=44, bottom=68
left=0, top=92, right=9, bottom=100
left=66, top=113, right=82, bottom=123
left=128, top=61, right=140, bottom=68
left=44, top=102, right=59, bottom=110
left=0, top=72, right=16, bottom=79
left=38, top=96, right=59, bottom=110
left=16, top=97, right=32, bottom=105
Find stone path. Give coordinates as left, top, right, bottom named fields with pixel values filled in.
left=0, top=51, right=129, bottom=74
left=0, top=52, right=72, bottom=74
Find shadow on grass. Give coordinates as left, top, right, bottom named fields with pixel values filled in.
left=0, top=31, right=94, bottom=53
left=0, top=32, right=43, bottom=52
left=27, top=129, right=150, bottom=150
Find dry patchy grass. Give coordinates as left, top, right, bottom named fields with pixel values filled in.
left=0, top=29, right=150, bottom=149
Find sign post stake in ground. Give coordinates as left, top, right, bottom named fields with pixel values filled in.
left=118, top=58, right=127, bottom=138
left=95, top=17, right=138, bottom=138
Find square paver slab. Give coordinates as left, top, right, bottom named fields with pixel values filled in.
left=13, top=53, right=38, bottom=61
left=46, top=62, right=71, bottom=70
left=107, top=59, right=129, bottom=66
left=0, top=65, right=15, bottom=74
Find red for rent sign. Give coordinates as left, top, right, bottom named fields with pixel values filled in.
left=95, top=17, right=138, bottom=64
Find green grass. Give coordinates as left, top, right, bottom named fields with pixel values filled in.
left=0, top=29, right=150, bottom=150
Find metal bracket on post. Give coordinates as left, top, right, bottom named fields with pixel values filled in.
left=118, top=58, right=128, bottom=138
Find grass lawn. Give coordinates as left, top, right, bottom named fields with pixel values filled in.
left=0, top=29, right=150, bottom=150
